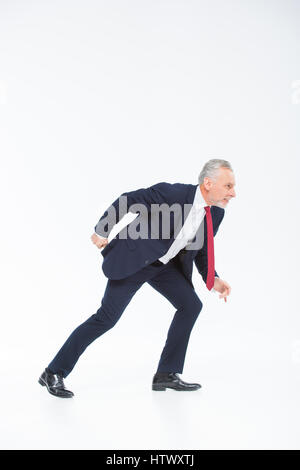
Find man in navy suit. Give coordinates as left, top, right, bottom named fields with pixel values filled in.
left=39, top=159, right=236, bottom=397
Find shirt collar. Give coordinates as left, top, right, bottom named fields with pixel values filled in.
left=193, top=184, right=210, bottom=208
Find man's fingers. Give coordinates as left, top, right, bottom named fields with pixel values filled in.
left=219, top=288, right=230, bottom=299
left=91, top=234, right=108, bottom=249
left=97, top=243, right=107, bottom=249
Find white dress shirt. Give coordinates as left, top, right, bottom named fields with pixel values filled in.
left=158, top=185, right=209, bottom=264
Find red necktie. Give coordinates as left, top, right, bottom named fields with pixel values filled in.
left=204, top=206, right=215, bottom=290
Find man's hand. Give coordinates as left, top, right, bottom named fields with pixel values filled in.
left=213, top=277, right=231, bottom=302
left=91, top=233, right=109, bottom=249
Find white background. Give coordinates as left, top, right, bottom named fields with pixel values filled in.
left=0, top=0, right=299, bottom=450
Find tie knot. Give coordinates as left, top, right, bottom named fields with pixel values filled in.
left=204, top=206, right=211, bottom=212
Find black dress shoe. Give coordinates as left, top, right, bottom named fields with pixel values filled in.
left=152, top=372, right=201, bottom=391
left=38, top=368, right=74, bottom=398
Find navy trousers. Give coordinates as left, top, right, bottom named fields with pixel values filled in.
left=48, top=257, right=203, bottom=378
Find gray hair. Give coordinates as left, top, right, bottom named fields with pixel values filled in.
left=198, top=159, right=233, bottom=185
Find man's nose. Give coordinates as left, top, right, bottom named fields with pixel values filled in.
left=230, top=188, right=236, bottom=198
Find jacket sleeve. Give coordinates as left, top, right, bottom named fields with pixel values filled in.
left=194, top=209, right=225, bottom=282
left=94, top=182, right=174, bottom=238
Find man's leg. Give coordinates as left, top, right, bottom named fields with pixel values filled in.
left=147, top=261, right=203, bottom=374
left=47, top=275, right=145, bottom=378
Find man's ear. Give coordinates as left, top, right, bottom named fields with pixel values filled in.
left=203, top=177, right=212, bottom=190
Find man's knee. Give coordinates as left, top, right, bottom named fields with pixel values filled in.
left=185, top=295, right=203, bottom=317
left=193, top=297, right=203, bottom=314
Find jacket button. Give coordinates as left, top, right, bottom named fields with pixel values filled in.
left=145, top=260, right=149, bottom=264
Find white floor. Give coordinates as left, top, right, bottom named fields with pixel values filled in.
left=1, top=352, right=299, bottom=450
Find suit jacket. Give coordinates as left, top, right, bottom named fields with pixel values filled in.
left=95, top=182, right=225, bottom=289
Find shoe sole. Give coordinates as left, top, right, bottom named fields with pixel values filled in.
left=152, top=384, right=201, bottom=391
left=38, top=377, right=74, bottom=398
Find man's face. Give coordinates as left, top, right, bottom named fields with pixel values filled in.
left=203, top=167, right=236, bottom=208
